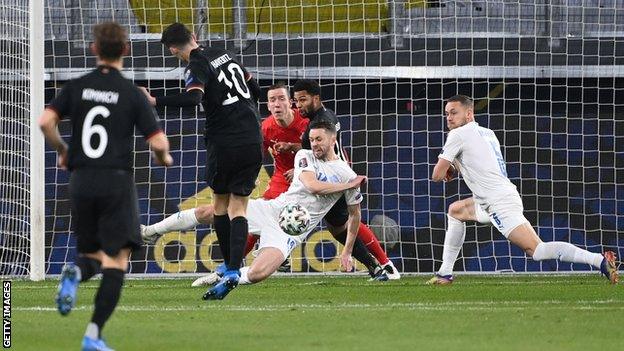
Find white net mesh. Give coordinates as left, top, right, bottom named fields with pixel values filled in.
left=0, top=0, right=32, bottom=276
left=34, top=1, right=624, bottom=276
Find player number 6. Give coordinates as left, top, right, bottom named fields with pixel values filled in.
left=81, top=105, right=110, bottom=159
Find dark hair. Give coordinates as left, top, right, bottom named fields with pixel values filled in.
left=161, top=22, right=192, bottom=48
left=93, top=22, right=127, bottom=60
left=293, top=79, right=321, bottom=97
left=309, top=119, right=336, bottom=134
left=268, top=83, right=289, bottom=94
left=446, top=95, right=474, bottom=109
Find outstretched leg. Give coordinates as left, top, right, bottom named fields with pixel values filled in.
left=428, top=197, right=486, bottom=285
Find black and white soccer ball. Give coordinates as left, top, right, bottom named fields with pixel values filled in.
left=278, top=203, right=311, bottom=236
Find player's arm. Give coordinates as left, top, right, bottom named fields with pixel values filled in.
left=299, top=171, right=365, bottom=195
left=340, top=203, right=361, bottom=272
left=146, top=132, right=173, bottom=166
left=140, top=63, right=206, bottom=107
left=245, top=71, right=261, bottom=104
left=431, top=158, right=453, bottom=182
left=139, top=87, right=204, bottom=108
left=38, top=108, right=68, bottom=169
left=273, top=141, right=302, bottom=154
left=432, top=130, right=462, bottom=182
left=135, top=87, right=173, bottom=166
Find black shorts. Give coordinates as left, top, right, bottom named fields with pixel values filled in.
left=69, top=169, right=142, bottom=256
left=205, top=142, right=262, bottom=196
left=324, top=195, right=349, bottom=227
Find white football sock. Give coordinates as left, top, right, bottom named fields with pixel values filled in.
left=146, top=209, right=199, bottom=236
left=239, top=266, right=251, bottom=285
left=532, top=242, right=603, bottom=268
left=84, top=322, right=99, bottom=340
left=438, top=215, right=466, bottom=276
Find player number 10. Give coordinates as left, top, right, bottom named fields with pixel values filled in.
left=217, top=62, right=251, bottom=105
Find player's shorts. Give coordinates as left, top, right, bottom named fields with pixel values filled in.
left=262, top=178, right=289, bottom=200
left=205, top=140, right=262, bottom=197
left=246, top=199, right=304, bottom=258
left=479, top=195, right=529, bottom=238
left=474, top=202, right=491, bottom=224
left=69, top=169, right=142, bottom=256
left=323, top=195, right=349, bottom=227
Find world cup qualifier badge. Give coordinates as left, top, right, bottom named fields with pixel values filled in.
left=299, top=157, right=308, bottom=168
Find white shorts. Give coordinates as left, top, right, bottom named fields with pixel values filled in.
left=475, top=195, right=529, bottom=238
left=246, top=199, right=304, bottom=258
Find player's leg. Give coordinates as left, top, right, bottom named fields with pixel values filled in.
left=212, top=193, right=231, bottom=267
left=204, top=143, right=263, bottom=300
left=225, top=193, right=250, bottom=272
left=428, top=197, right=484, bottom=285
left=324, top=196, right=388, bottom=280
left=81, top=248, right=129, bottom=350
left=193, top=200, right=265, bottom=289
left=493, top=195, right=618, bottom=284
left=191, top=233, right=260, bottom=288
left=82, top=171, right=141, bottom=350
left=240, top=220, right=302, bottom=285
left=328, top=223, right=388, bottom=281
left=57, top=170, right=102, bottom=315
left=507, top=223, right=618, bottom=284
left=243, top=247, right=286, bottom=283
left=245, top=234, right=259, bottom=256
left=354, top=222, right=401, bottom=279
left=141, top=205, right=212, bottom=243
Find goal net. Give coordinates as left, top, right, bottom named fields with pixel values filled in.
left=0, top=0, right=44, bottom=280
left=18, top=0, right=624, bottom=277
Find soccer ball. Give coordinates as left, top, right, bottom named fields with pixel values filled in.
left=278, top=203, right=311, bottom=236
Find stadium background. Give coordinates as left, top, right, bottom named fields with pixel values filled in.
left=36, top=1, right=623, bottom=275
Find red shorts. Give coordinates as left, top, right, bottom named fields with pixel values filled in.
left=263, top=180, right=289, bottom=200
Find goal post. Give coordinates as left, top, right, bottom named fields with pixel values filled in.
left=29, top=0, right=45, bottom=281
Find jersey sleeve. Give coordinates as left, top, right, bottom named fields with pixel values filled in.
left=133, top=87, right=162, bottom=139
left=293, top=150, right=315, bottom=180
left=342, top=166, right=363, bottom=206
left=184, top=62, right=209, bottom=92
left=345, top=187, right=363, bottom=206
left=46, top=81, right=73, bottom=119
left=438, top=129, right=463, bottom=162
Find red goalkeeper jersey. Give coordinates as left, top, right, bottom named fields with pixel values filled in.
left=261, top=109, right=309, bottom=199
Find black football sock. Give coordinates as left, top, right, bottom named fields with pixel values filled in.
left=227, top=216, right=248, bottom=272
left=332, top=230, right=378, bottom=271
left=76, top=256, right=101, bottom=282
left=213, top=214, right=231, bottom=266
left=91, top=268, right=124, bottom=337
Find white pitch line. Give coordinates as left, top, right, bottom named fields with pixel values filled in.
left=13, top=300, right=624, bottom=313
left=8, top=278, right=613, bottom=289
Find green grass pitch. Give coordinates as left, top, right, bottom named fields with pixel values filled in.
left=10, top=275, right=624, bottom=350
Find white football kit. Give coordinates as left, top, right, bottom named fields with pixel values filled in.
left=439, top=121, right=528, bottom=237
left=246, top=149, right=363, bottom=257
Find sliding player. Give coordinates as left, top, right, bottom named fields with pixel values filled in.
left=147, top=120, right=367, bottom=299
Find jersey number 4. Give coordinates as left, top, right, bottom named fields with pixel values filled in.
left=217, top=62, right=251, bottom=105
left=82, top=105, right=109, bottom=159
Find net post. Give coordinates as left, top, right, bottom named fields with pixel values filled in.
left=29, top=0, right=45, bottom=281
left=232, top=0, right=247, bottom=48
left=387, top=0, right=406, bottom=49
